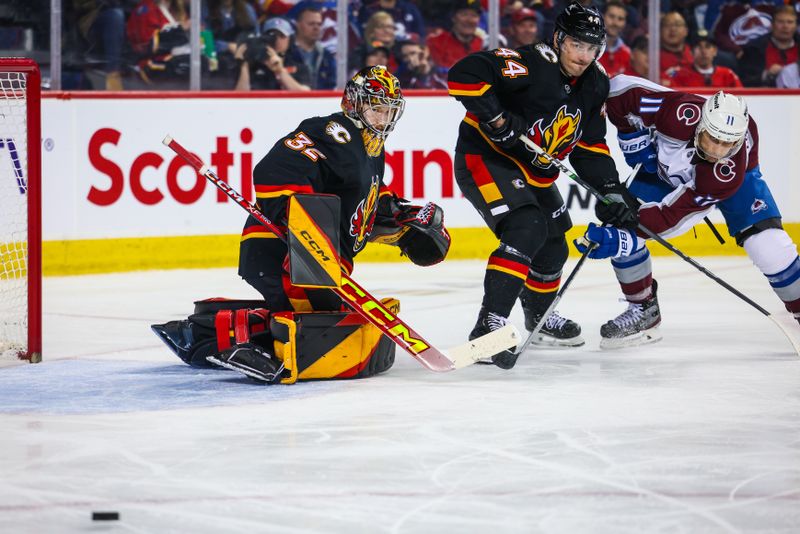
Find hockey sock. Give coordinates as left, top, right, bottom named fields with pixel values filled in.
left=611, top=244, right=653, bottom=303
left=481, top=243, right=531, bottom=317
left=520, top=269, right=560, bottom=313
left=764, top=255, right=800, bottom=313
left=743, top=229, right=800, bottom=313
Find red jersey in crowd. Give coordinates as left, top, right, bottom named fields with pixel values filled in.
left=665, top=65, right=743, bottom=88
left=427, top=30, right=483, bottom=70
left=659, top=45, right=693, bottom=80
left=126, top=0, right=171, bottom=54
left=765, top=39, right=799, bottom=70
left=599, top=40, right=631, bottom=77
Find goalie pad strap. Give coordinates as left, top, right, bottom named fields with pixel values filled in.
left=215, top=310, right=233, bottom=351
left=234, top=309, right=250, bottom=344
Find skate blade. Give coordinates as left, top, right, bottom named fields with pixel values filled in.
left=599, top=328, right=662, bottom=350
left=206, top=355, right=279, bottom=383
left=527, top=334, right=585, bottom=349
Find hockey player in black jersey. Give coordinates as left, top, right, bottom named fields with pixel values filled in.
left=152, top=66, right=451, bottom=383
left=447, top=2, right=637, bottom=368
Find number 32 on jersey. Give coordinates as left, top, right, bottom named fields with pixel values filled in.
left=494, top=48, right=528, bottom=79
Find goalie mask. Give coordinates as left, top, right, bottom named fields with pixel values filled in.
left=341, top=66, right=405, bottom=157
left=694, top=91, right=749, bottom=162
left=554, top=2, right=606, bottom=58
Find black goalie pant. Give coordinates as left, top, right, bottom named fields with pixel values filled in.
left=454, top=151, right=572, bottom=318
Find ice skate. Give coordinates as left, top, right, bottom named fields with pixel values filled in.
left=524, top=310, right=585, bottom=348
left=600, top=282, right=662, bottom=349
left=470, top=308, right=519, bottom=369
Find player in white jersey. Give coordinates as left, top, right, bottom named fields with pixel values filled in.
left=575, top=75, right=800, bottom=348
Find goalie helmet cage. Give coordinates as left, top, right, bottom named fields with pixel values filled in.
left=0, top=58, right=42, bottom=363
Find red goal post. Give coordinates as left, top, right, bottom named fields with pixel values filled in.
left=0, top=58, right=41, bottom=363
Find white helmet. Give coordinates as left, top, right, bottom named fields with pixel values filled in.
left=695, top=91, right=749, bottom=161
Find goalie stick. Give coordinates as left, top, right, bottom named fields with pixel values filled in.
left=163, top=135, right=520, bottom=372
left=519, top=134, right=800, bottom=356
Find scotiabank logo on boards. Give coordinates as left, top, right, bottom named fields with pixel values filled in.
left=86, top=127, right=458, bottom=206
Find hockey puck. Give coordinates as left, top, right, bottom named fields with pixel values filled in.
left=92, top=511, right=119, bottom=521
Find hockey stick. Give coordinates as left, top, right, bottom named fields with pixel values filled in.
left=163, top=135, right=520, bottom=372
left=519, top=135, right=800, bottom=354
left=513, top=246, right=594, bottom=359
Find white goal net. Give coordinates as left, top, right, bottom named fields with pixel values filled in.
left=0, top=66, right=36, bottom=361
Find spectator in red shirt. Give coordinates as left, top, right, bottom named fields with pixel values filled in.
left=126, top=0, right=190, bottom=84
left=127, top=0, right=188, bottom=57
left=659, top=11, right=693, bottom=82
left=620, top=35, right=648, bottom=78
left=740, top=5, right=799, bottom=87
left=666, top=33, right=743, bottom=88
left=504, top=7, right=539, bottom=48
left=427, top=0, right=485, bottom=70
left=598, top=1, right=630, bottom=77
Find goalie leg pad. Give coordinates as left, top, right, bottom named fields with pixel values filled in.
left=270, top=298, right=399, bottom=384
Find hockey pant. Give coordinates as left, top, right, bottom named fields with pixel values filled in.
left=153, top=297, right=396, bottom=384
left=613, top=167, right=800, bottom=313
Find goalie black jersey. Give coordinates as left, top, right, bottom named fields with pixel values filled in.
left=239, top=112, right=391, bottom=274
left=447, top=43, right=619, bottom=189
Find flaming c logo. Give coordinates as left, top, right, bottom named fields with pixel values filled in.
left=350, top=174, right=380, bottom=253
left=527, top=105, right=582, bottom=168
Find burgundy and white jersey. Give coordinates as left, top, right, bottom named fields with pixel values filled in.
left=606, top=75, right=759, bottom=238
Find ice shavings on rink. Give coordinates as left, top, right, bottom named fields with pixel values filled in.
left=0, top=360, right=338, bottom=415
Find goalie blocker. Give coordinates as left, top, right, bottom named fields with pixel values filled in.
left=151, top=297, right=398, bottom=384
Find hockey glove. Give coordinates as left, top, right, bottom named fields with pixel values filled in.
left=574, top=222, right=638, bottom=260
left=595, top=182, right=640, bottom=229
left=479, top=112, right=527, bottom=150
left=370, top=193, right=451, bottom=266
left=618, top=129, right=657, bottom=174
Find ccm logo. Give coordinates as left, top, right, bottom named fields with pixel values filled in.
left=300, top=230, right=331, bottom=262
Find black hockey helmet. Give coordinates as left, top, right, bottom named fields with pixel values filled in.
left=554, top=2, right=606, bottom=55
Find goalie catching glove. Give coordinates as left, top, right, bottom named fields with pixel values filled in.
left=370, top=193, right=451, bottom=266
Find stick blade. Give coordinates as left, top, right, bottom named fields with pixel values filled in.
left=768, top=313, right=800, bottom=356
left=447, top=324, right=521, bottom=370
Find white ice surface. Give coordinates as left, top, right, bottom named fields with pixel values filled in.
left=1, top=257, right=800, bottom=533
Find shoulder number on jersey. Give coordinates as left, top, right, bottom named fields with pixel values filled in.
left=494, top=48, right=520, bottom=58
left=493, top=48, right=528, bottom=78
left=285, top=131, right=327, bottom=161
left=501, top=60, right=528, bottom=78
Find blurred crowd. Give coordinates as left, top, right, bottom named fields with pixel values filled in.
left=1, top=0, right=799, bottom=90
